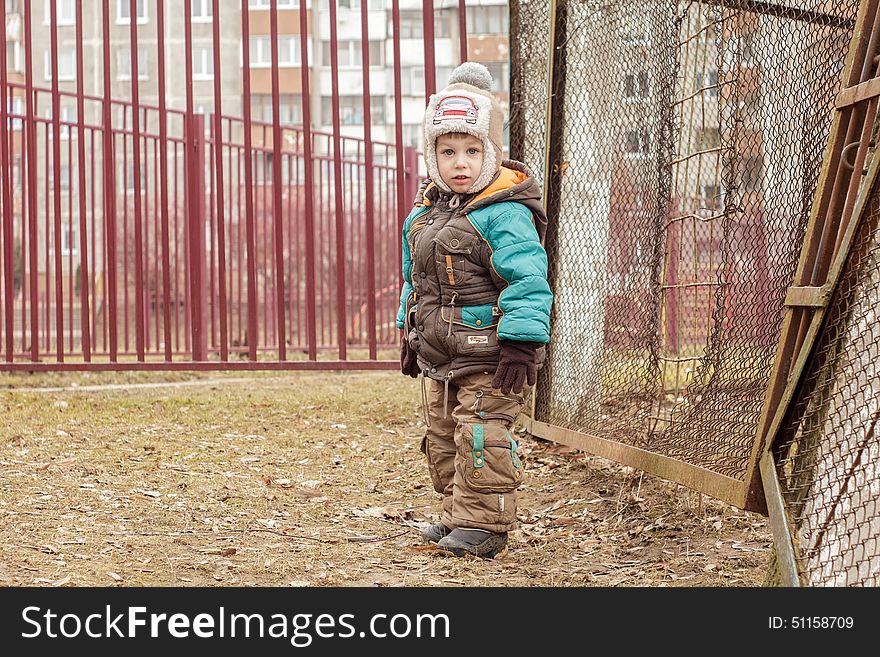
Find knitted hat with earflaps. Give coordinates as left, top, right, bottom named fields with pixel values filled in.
left=423, top=62, right=505, bottom=194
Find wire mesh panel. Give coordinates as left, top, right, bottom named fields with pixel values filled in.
left=773, top=171, right=880, bottom=586
left=521, top=0, right=860, bottom=503
left=509, top=0, right=552, bottom=188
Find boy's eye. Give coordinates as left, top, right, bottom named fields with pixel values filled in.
left=468, top=148, right=480, bottom=155
left=443, top=149, right=455, bottom=156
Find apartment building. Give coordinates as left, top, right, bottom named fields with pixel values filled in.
left=3, top=0, right=511, bottom=274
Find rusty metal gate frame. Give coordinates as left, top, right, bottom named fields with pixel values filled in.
left=520, top=0, right=877, bottom=512
left=748, top=0, right=880, bottom=584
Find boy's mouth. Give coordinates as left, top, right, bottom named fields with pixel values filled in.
left=452, top=175, right=470, bottom=182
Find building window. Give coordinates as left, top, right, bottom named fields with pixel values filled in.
left=741, top=156, right=762, bottom=191
left=44, top=0, right=75, bottom=26
left=400, top=67, right=425, bottom=96
left=46, top=105, right=76, bottom=139
left=192, top=47, right=214, bottom=80
left=394, top=11, right=423, bottom=38
left=117, top=46, right=149, bottom=81
left=248, top=0, right=299, bottom=8
left=466, top=5, right=508, bottom=35
left=250, top=94, right=302, bottom=125
left=321, top=40, right=383, bottom=68
left=117, top=0, right=148, bottom=24
left=402, top=124, right=421, bottom=149
left=319, top=0, right=384, bottom=9
left=699, top=183, right=723, bottom=210
left=391, top=10, right=450, bottom=38
left=50, top=163, right=72, bottom=191
left=624, top=70, right=649, bottom=100
left=6, top=41, right=22, bottom=73
left=248, top=35, right=302, bottom=67
left=624, top=129, right=651, bottom=158
left=43, top=48, right=76, bottom=81
left=253, top=152, right=298, bottom=184
left=321, top=95, right=385, bottom=126
left=484, top=62, right=509, bottom=93
left=192, top=0, right=212, bottom=21
left=622, top=16, right=650, bottom=44
left=695, top=127, right=720, bottom=150
left=7, top=96, right=23, bottom=131
left=121, top=160, right=148, bottom=192
left=696, top=70, right=720, bottom=97
left=61, top=222, right=78, bottom=256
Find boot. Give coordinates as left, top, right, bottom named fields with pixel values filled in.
left=437, top=528, right=508, bottom=559
left=421, top=522, right=452, bottom=544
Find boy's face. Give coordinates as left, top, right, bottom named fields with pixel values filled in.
left=435, top=133, right=484, bottom=194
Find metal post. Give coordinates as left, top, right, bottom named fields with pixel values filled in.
left=188, top=115, right=208, bottom=362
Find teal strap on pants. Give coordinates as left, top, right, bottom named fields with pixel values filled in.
left=472, top=424, right=485, bottom=468
left=509, top=432, right=521, bottom=469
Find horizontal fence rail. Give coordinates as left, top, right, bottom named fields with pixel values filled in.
left=0, top=0, right=475, bottom=370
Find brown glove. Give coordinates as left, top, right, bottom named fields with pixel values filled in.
left=400, top=336, right=420, bottom=378
left=492, top=340, right=540, bottom=394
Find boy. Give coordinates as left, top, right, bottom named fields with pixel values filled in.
left=396, top=62, right=553, bottom=559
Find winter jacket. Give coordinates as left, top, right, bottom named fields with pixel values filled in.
left=396, top=160, right=553, bottom=382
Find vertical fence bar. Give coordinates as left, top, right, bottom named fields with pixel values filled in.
left=208, top=119, right=216, bottom=348
left=188, top=115, right=208, bottom=361
left=103, top=7, right=118, bottom=362
left=360, top=0, right=377, bottom=359
left=185, top=3, right=206, bottom=362
left=458, top=0, right=467, bottom=63
left=143, top=115, right=151, bottom=352
left=23, top=0, right=38, bottom=361
left=391, top=1, right=405, bottom=288
left=0, top=0, right=12, bottom=361
left=211, top=0, right=229, bottom=361
left=404, top=147, right=419, bottom=218
left=240, top=0, right=258, bottom=360
left=129, top=0, right=146, bottom=361
left=157, top=0, right=172, bottom=361
left=75, top=0, right=91, bottom=361
left=49, top=1, right=64, bottom=361
left=422, top=0, right=436, bottom=102
left=298, top=0, right=317, bottom=360
left=269, top=0, right=286, bottom=360
left=328, top=0, right=347, bottom=359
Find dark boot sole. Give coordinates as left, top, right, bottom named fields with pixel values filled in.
left=437, top=535, right=508, bottom=559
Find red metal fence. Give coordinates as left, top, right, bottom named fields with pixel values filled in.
left=0, top=0, right=466, bottom=371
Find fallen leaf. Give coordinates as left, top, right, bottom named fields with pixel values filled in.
left=51, top=575, right=71, bottom=587
left=107, top=572, right=123, bottom=582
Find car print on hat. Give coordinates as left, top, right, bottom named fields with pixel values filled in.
left=433, top=95, right=479, bottom=125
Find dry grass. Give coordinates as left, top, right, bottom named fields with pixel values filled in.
left=0, top=370, right=771, bottom=587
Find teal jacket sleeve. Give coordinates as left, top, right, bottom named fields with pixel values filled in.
left=482, top=204, right=552, bottom=343
left=395, top=217, right=414, bottom=330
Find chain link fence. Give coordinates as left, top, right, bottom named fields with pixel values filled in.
left=511, top=0, right=860, bottom=506
left=772, top=163, right=880, bottom=586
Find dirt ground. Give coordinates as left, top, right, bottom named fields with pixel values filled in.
left=0, top=370, right=772, bottom=587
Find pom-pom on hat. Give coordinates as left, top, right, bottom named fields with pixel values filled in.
left=424, top=62, right=505, bottom=194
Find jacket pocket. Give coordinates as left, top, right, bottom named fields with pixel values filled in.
left=434, top=230, right=478, bottom=291
left=403, top=292, right=417, bottom=333
left=458, top=423, right=523, bottom=494
left=442, top=304, right=501, bottom=357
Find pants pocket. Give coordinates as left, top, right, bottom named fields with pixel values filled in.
left=458, top=423, right=523, bottom=494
